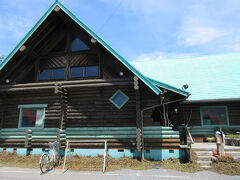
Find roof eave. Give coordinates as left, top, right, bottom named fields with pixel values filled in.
left=147, top=77, right=190, bottom=97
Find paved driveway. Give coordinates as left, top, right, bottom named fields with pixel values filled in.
left=0, top=167, right=239, bottom=180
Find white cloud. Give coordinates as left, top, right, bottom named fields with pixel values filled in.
left=179, top=26, right=227, bottom=46
left=0, top=15, right=32, bottom=40
left=134, top=51, right=195, bottom=61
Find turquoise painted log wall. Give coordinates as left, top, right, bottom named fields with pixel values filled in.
left=180, top=126, right=240, bottom=136
left=66, top=127, right=137, bottom=139
left=0, top=126, right=180, bottom=148
left=143, top=126, right=179, bottom=139
left=0, top=128, right=58, bottom=139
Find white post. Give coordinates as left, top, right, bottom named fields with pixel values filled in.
left=62, top=141, right=69, bottom=172
left=103, top=140, right=107, bottom=173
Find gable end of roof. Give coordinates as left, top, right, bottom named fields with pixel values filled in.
left=0, top=0, right=162, bottom=95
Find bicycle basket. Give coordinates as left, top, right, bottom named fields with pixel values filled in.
left=49, top=141, right=61, bottom=150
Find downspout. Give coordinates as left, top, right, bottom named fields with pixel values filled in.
left=140, top=97, right=188, bottom=160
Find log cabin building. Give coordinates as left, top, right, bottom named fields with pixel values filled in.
left=0, top=1, right=190, bottom=159
left=2, top=0, right=238, bottom=159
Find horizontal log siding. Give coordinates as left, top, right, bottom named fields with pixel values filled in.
left=143, top=126, right=180, bottom=149
left=0, top=126, right=180, bottom=149
left=177, top=101, right=240, bottom=126
left=0, top=128, right=58, bottom=148
left=140, top=85, right=161, bottom=127
left=0, top=97, right=3, bottom=128
left=176, top=103, right=201, bottom=126
left=1, top=90, right=60, bottom=129
left=67, top=85, right=137, bottom=127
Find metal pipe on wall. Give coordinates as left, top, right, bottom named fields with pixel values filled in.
left=140, top=97, right=187, bottom=160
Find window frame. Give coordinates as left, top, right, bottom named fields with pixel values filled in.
left=39, top=68, right=66, bottom=81
left=200, top=106, right=230, bottom=127
left=18, top=104, right=48, bottom=129
left=109, top=89, right=129, bottom=109
left=70, top=65, right=99, bottom=79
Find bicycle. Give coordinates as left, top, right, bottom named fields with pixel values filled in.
left=39, top=141, right=61, bottom=173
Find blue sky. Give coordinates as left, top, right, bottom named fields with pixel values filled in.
left=1, top=0, right=240, bottom=62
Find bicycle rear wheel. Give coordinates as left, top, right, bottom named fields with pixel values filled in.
left=40, top=153, right=50, bottom=173
left=55, top=154, right=61, bottom=167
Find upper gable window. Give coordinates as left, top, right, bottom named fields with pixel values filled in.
left=52, top=69, right=65, bottom=79
left=71, top=36, right=90, bottom=51
left=52, top=36, right=67, bottom=52
left=85, top=66, right=98, bottom=77
left=39, top=68, right=65, bottom=81
left=70, top=66, right=98, bottom=79
left=71, top=67, right=84, bottom=78
left=39, top=69, right=51, bottom=80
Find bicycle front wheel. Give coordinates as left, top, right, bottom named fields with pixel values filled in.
left=40, top=153, right=50, bottom=173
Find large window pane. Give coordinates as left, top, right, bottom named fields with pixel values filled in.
left=85, top=66, right=98, bottom=77
left=71, top=67, right=84, bottom=78
left=53, top=68, right=65, bottom=79
left=201, top=107, right=228, bottom=126
left=21, top=109, right=37, bottom=127
left=39, top=70, right=51, bottom=80
left=72, top=36, right=90, bottom=51
left=35, top=109, right=44, bottom=127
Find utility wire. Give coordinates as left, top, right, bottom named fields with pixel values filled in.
left=96, top=0, right=123, bottom=33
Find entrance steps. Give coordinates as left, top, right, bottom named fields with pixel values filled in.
left=195, top=150, right=213, bottom=168
left=192, top=143, right=240, bottom=168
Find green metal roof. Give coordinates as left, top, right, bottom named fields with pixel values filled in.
left=0, top=0, right=163, bottom=95
left=132, top=53, right=240, bottom=101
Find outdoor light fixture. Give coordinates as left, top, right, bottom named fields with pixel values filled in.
left=91, top=38, right=97, bottom=44
left=119, top=72, right=124, bottom=76
left=54, top=6, right=61, bottom=12
left=5, top=79, right=9, bottom=84
left=182, top=84, right=189, bottom=90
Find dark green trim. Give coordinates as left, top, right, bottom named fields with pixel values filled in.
left=200, top=106, right=230, bottom=127
left=18, top=104, right=48, bottom=108
left=109, top=89, right=129, bottom=109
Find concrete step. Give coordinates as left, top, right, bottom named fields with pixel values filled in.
left=196, top=151, right=212, bottom=156
left=227, top=151, right=240, bottom=155
left=197, top=155, right=213, bottom=161
left=193, top=147, right=240, bottom=152
left=201, top=165, right=211, bottom=168
left=197, top=160, right=212, bottom=166
left=225, top=148, right=240, bottom=152
left=233, top=156, right=240, bottom=160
